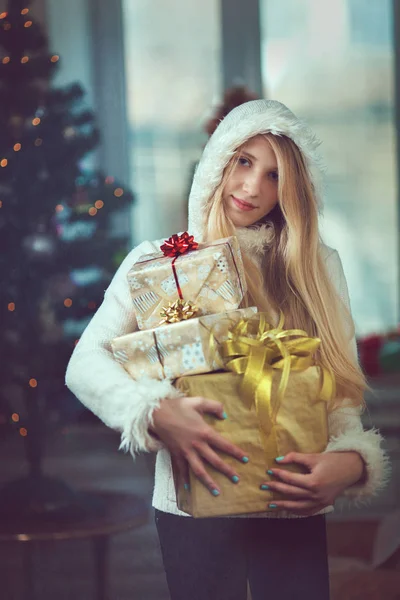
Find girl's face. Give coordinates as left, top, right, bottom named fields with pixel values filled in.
left=223, top=135, right=279, bottom=227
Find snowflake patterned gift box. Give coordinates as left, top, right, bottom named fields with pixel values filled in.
left=127, top=233, right=247, bottom=331
left=111, top=307, right=257, bottom=381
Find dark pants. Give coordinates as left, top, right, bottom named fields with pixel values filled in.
left=155, top=509, right=330, bottom=600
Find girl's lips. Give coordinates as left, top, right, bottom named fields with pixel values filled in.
left=232, top=196, right=256, bottom=211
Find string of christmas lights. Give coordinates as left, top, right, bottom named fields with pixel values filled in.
left=0, top=0, right=134, bottom=453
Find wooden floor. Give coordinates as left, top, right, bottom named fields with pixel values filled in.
left=0, top=421, right=398, bottom=600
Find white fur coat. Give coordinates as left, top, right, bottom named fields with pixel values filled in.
left=65, top=100, right=390, bottom=518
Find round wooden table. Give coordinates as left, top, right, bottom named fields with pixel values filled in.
left=0, top=490, right=149, bottom=600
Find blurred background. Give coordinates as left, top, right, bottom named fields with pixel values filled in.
left=0, top=0, right=399, bottom=599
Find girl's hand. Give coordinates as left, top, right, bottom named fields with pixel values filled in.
left=261, top=451, right=366, bottom=516
left=150, top=395, right=248, bottom=496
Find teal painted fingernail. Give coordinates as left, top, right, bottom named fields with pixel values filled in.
left=222, top=411, right=228, bottom=419
left=242, top=456, right=249, bottom=463
left=275, top=456, right=285, bottom=462
left=269, top=503, right=278, bottom=509
left=267, top=470, right=273, bottom=475
left=183, top=483, right=190, bottom=490
left=232, top=475, right=239, bottom=483
left=211, top=489, right=220, bottom=496
left=260, top=484, right=270, bottom=490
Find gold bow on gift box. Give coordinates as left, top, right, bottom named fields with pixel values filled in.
left=159, top=299, right=198, bottom=325
left=174, top=311, right=337, bottom=517
left=212, top=311, right=336, bottom=443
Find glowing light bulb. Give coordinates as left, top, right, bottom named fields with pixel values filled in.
left=21, top=56, right=29, bottom=63
left=13, top=143, right=21, bottom=152
left=64, top=298, right=73, bottom=307
left=0, top=12, right=8, bottom=19
left=24, top=20, right=32, bottom=28
left=8, top=302, right=15, bottom=311
left=88, top=207, right=98, bottom=216
left=114, top=188, right=124, bottom=197
left=32, top=118, right=41, bottom=126
left=51, top=55, right=60, bottom=63
left=2, top=57, right=10, bottom=64
left=21, top=9, right=30, bottom=15
left=94, top=200, right=104, bottom=209
left=55, top=204, right=64, bottom=212
left=19, top=428, right=28, bottom=437
left=1, top=159, right=8, bottom=167
left=105, top=176, right=114, bottom=184
left=29, top=379, right=37, bottom=388
left=12, top=413, right=20, bottom=422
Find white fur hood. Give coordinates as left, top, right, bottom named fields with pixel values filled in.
left=188, top=99, right=324, bottom=244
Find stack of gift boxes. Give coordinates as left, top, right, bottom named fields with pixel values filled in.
left=111, top=233, right=334, bottom=517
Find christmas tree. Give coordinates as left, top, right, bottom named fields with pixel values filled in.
left=0, top=0, right=133, bottom=515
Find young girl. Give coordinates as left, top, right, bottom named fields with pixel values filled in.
left=66, top=100, right=390, bottom=600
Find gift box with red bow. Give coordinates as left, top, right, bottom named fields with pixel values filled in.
left=127, top=233, right=246, bottom=330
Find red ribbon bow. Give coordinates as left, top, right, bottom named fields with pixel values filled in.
left=160, top=232, right=198, bottom=258
left=159, top=232, right=198, bottom=301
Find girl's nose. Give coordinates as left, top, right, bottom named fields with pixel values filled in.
left=242, top=173, right=262, bottom=197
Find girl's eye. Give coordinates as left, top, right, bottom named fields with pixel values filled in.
left=269, top=171, right=279, bottom=181
left=238, top=156, right=251, bottom=167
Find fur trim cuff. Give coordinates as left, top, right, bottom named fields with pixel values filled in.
left=324, top=427, right=391, bottom=506
left=119, top=378, right=183, bottom=458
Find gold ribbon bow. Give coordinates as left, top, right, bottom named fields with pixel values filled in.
left=214, top=311, right=335, bottom=437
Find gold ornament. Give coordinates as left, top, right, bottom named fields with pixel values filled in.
left=159, top=299, right=198, bottom=325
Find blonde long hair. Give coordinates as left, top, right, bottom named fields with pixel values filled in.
left=203, top=133, right=368, bottom=412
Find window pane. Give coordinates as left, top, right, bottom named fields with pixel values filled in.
left=122, top=0, right=221, bottom=243
left=260, top=0, right=398, bottom=335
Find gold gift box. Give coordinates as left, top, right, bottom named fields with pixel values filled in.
left=127, top=236, right=246, bottom=330
left=111, top=307, right=257, bottom=381
left=174, top=369, right=329, bottom=518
